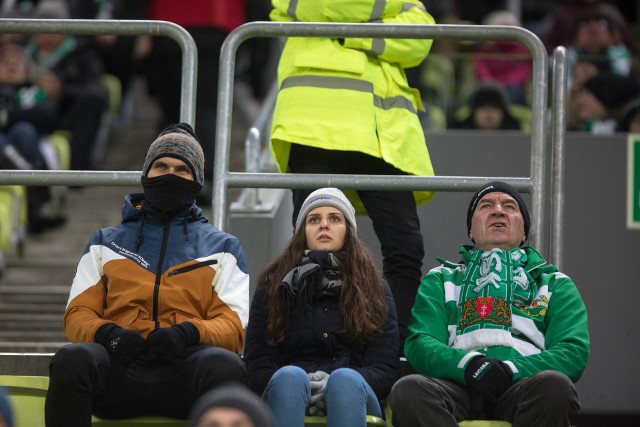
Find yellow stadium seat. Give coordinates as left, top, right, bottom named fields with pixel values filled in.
left=0, top=186, right=27, bottom=256
left=0, top=375, right=48, bottom=427
left=100, top=73, right=122, bottom=116
left=460, top=421, right=512, bottom=427
left=0, top=375, right=186, bottom=426
left=304, top=415, right=388, bottom=426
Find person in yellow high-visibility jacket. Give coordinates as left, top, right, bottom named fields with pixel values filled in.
left=269, top=0, right=436, bottom=350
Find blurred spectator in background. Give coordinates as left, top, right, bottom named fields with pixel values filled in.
left=453, top=0, right=506, bottom=25
left=24, top=0, right=109, bottom=171
left=566, top=54, right=612, bottom=129
left=67, top=0, right=148, bottom=105
left=450, top=83, right=522, bottom=130
left=565, top=3, right=639, bottom=86
left=473, top=10, right=532, bottom=105
left=0, top=43, right=66, bottom=233
left=569, top=72, right=640, bottom=133
left=617, top=98, right=640, bottom=132
left=543, top=0, right=637, bottom=56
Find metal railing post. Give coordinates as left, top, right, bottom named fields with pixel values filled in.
left=214, top=22, right=548, bottom=251
left=550, top=46, right=568, bottom=268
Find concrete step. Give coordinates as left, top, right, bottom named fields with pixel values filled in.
left=0, top=331, right=66, bottom=341
left=0, top=285, right=70, bottom=295
left=0, top=302, right=64, bottom=314
left=0, top=341, right=66, bottom=353
left=0, top=316, right=63, bottom=331
left=0, top=293, right=68, bottom=305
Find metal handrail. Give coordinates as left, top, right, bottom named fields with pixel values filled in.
left=240, top=81, right=279, bottom=210
left=550, top=46, right=568, bottom=268
left=213, top=22, right=549, bottom=252
left=0, top=18, right=198, bottom=187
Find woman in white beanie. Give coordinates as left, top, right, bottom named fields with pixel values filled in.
left=244, top=188, right=400, bottom=427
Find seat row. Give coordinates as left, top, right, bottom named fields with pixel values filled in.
left=0, top=374, right=511, bottom=427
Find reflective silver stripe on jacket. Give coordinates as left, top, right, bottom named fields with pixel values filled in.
left=369, top=0, right=386, bottom=21
left=368, top=38, right=386, bottom=55
left=287, top=0, right=298, bottom=20
left=281, top=75, right=416, bottom=113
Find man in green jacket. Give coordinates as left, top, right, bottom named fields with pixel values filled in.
left=389, top=181, right=590, bottom=426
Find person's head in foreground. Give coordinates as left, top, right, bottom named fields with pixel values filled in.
left=188, top=383, right=275, bottom=427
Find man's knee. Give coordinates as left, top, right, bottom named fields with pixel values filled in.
left=528, top=370, right=579, bottom=407
left=390, top=374, right=436, bottom=407
left=194, top=347, right=246, bottom=384
left=50, top=343, right=104, bottom=382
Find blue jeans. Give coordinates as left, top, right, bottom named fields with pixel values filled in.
left=263, top=366, right=382, bottom=427
left=0, top=122, right=45, bottom=169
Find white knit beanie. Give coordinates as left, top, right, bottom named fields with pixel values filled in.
left=295, top=188, right=357, bottom=233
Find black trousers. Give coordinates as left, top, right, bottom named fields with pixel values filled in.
left=59, top=84, right=109, bottom=170
left=289, top=144, right=425, bottom=347
left=45, top=343, right=246, bottom=427
left=389, top=371, right=580, bottom=427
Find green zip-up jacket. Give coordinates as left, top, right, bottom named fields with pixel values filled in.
left=269, top=0, right=436, bottom=214
left=405, top=245, right=590, bottom=384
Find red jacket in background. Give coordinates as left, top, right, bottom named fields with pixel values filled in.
left=149, top=0, right=246, bottom=33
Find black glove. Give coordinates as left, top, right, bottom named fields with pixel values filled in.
left=146, top=322, right=200, bottom=364
left=94, top=323, right=146, bottom=367
left=464, top=356, right=513, bottom=404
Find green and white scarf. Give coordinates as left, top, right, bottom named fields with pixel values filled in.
left=453, top=247, right=532, bottom=350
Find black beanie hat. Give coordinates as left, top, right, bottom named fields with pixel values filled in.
left=469, top=83, right=510, bottom=112
left=188, top=383, right=275, bottom=427
left=582, top=73, right=640, bottom=110
left=467, top=181, right=531, bottom=241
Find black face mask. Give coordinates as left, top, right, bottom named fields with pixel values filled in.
left=141, top=174, right=202, bottom=220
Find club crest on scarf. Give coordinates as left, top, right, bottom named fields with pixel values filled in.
left=454, top=247, right=531, bottom=350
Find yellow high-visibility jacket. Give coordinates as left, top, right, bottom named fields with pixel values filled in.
left=270, top=0, right=436, bottom=213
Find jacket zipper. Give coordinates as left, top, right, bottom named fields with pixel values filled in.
left=168, top=259, right=218, bottom=276
left=152, top=221, right=171, bottom=329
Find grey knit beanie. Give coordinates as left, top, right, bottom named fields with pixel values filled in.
left=295, top=188, right=357, bottom=233
left=142, top=123, right=205, bottom=185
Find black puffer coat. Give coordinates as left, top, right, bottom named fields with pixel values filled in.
left=244, top=260, right=400, bottom=400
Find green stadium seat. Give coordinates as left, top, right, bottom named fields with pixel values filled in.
left=0, top=186, right=27, bottom=257
left=100, top=73, right=122, bottom=116
left=46, top=131, right=72, bottom=172
left=304, top=415, right=388, bottom=426
left=459, top=421, right=512, bottom=427
left=0, top=375, right=48, bottom=427
left=0, top=375, right=512, bottom=427
left=0, top=375, right=186, bottom=426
